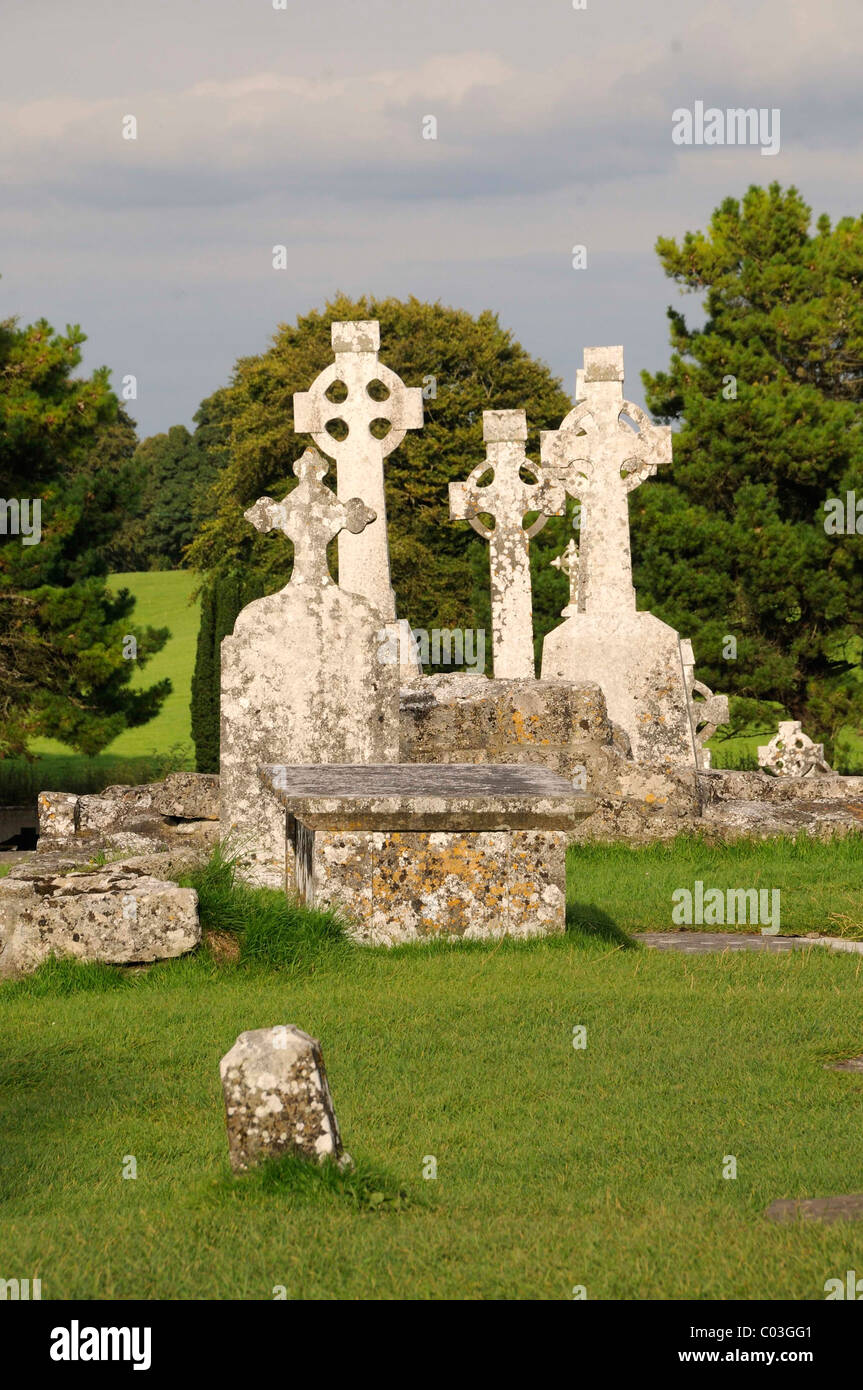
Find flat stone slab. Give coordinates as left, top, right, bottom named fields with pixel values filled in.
left=827, top=1055, right=863, bottom=1073
left=637, top=932, right=863, bottom=956
left=261, top=763, right=593, bottom=831
left=637, top=932, right=810, bottom=954
left=765, top=1194, right=863, bottom=1225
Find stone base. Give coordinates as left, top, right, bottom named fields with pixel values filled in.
left=541, top=610, right=694, bottom=768
left=293, top=827, right=566, bottom=945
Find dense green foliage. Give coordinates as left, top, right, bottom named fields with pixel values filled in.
left=128, top=424, right=218, bottom=569
left=0, top=308, right=170, bottom=756
left=637, top=184, right=863, bottom=753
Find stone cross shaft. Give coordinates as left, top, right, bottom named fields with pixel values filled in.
left=244, top=447, right=376, bottom=589
left=293, top=320, right=423, bottom=617
left=540, top=347, right=671, bottom=616
left=449, top=409, right=564, bottom=678
left=550, top=538, right=579, bottom=615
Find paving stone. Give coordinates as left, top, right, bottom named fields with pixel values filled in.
left=765, top=1194, right=863, bottom=1225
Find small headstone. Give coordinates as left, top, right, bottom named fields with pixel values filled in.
left=220, top=1026, right=344, bottom=1173
left=765, top=1193, right=863, bottom=1225
left=758, top=721, right=832, bottom=777
left=449, top=410, right=564, bottom=678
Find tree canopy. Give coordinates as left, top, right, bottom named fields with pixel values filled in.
left=0, top=308, right=170, bottom=756
left=636, top=183, right=863, bottom=753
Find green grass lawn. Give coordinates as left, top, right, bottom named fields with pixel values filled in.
left=2, top=841, right=863, bottom=1301
left=569, top=835, right=863, bottom=938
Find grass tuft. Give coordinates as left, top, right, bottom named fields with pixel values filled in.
left=224, top=1153, right=415, bottom=1214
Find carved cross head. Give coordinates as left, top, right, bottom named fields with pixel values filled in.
left=244, top=447, right=376, bottom=588
left=540, top=347, right=672, bottom=500
left=293, top=320, right=423, bottom=462
left=449, top=410, right=565, bottom=542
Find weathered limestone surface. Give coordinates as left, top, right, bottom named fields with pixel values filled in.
left=0, top=867, right=199, bottom=978
left=399, top=673, right=700, bottom=842
left=758, top=721, right=833, bottom=777
left=261, top=762, right=582, bottom=943
left=261, top=760, right=594, bottom=831
left=151, top=772, right=220, bottom=820
left=220, top=449, right=399, bottom=886
left=220, top=1026, right=343, bottom=1172
left=698, top=770, right=863, bottom=805
left=36, top=778, right=220, bottom=859
left=293, top=320, right=422, bottom=627
left=36, top=791, right=78, bottom=842
left=449, top=409, right=564, bottom=678
left=297, top=828, right=567, bottom=945
left=680, top=638, right=729, bottom=770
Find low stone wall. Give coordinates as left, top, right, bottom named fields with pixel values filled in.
left=696, top=769, right=863, bottom=840
left=37, top=772, right=220, bottom=857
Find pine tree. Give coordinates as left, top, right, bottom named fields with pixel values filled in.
left=0, top=306, right=170, bottom=756
left=637, top=184, right=863, bottom=755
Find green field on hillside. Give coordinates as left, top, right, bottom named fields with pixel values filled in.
left=5, top=572, right=201, bottom=799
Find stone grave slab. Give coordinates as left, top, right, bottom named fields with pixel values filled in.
left=261, top=763, right=593, bottom=945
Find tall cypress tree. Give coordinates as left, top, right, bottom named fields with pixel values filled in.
left=190, top=571, right=265, bottom=771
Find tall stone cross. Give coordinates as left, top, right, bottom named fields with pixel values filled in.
left=244, top=447, right=376, bottom=589
left=550, top=539, right=579, bottom=616
left=293, top=321, right=423, bottom=618
left=449, top=409, right=564, bottom=678
left=540, top=347, right=671, bottom=616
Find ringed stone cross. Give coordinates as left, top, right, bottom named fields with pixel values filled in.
left=540, top=347, right=671, bottom=617
left=550, top=538, right=579, bottom=616
left=244, top=447, right=376, bottom=589
left=293, top=320, right=423, bottom=618
left=449, top=409, right=565, bottom=678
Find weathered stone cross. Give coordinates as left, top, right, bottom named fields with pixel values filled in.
left=550, top=538, right=579, bottom=615
left=540, top=347, right=671, bottom=616
left=449, top=409, right=564, bottom=678
left=244, top=447, right=376, bottom=589
left=293, top=321, right=423, bottom=617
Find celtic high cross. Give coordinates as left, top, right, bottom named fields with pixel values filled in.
left=449, top=409, right=564, bottom=678
left=293, top=321, right=422, bottom=618
left=540, top=347, right=671, bottom=616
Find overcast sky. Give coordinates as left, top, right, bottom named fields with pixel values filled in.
left=2, top=0, right=860, bottom=437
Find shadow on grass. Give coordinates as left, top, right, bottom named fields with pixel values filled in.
left=218, top=1152, right=418, bottom=1214
left=566, top=900, right=637, bottom=949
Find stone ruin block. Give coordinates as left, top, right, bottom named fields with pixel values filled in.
left=399, top=672, right=701, bottom=842
left=0, top=867, right=200, bottom=979
left=303, top=828, right=567, bottom=946
left=220, top=1026, right=344, bottom=1173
